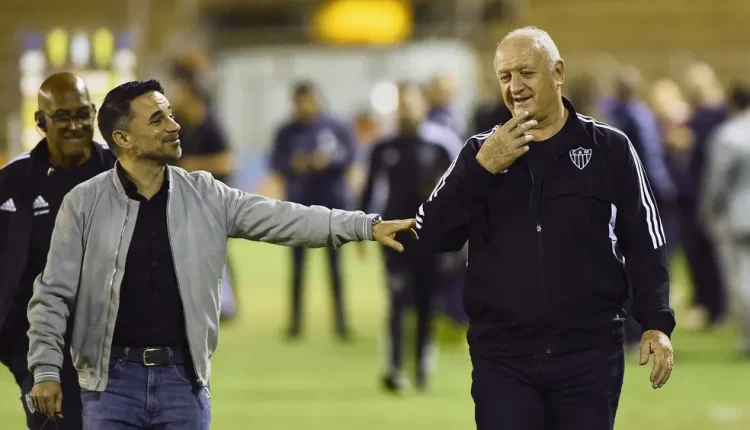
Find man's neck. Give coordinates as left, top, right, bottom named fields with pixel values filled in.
left=529, top=102, right=568, bottom=141
left=118, top=157, right=166, bottom=200
left=48, top=143, right=92, bottom=169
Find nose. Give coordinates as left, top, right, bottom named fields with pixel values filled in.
left=509, top=75, right=525, bottom=94
left=168, top=116, right=181, bottom=133
left=69, top=119, right=82, bottom=130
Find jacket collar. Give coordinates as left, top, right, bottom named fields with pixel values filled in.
left=111, top=160, right=174, bottom=197
left=27, top=139, right=108, bottom=176
left=539, top=97, right=597, bottom=159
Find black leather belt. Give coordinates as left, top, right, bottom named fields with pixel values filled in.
left=110, top=346, right=185, bottom=366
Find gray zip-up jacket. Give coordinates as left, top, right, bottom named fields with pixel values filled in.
left=27, top=164, right=377, bottom=391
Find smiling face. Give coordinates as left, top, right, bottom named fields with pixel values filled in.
left=494, top=36, right=565, bottom=122
left=38, top=75, right=95, bottom=158
left=114, top=91, right=182, bottom=164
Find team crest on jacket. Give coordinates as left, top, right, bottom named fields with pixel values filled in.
left=569, top=147, right=592, bottom=170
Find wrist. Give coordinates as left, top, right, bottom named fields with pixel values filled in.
left=365, top=213, right=381, bottom=241
left=475, top=152, right=497, bottom=174
left=33, top=365, right=61, bottom=384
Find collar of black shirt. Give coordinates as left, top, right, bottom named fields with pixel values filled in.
left=29, top=139, right=105, bottom=177
left=115, top=162, right=170, bottom=201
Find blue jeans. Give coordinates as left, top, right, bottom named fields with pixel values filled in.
left=81, top=359, right=210, bottom=429
left=471, top=342, right=625, bottom=430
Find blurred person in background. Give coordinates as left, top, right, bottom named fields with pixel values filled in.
left=416, top=27, right=674, bottom=429
left=348, top=109, right=382, bottom=197
left=425, top=72, right=467, bottom=139
left=359, top=81, right=453, bottom=393
left=0, top=72, right=115, bottom=429
left=270, top=81, right=358, bottom=340
left=564, top=73, right=605, bottom=120
left=700, top=83, right=750, bottom=358
left=602, top=65, right=679, bottom=349
left=169, top=61, right=239, bottom=322
left=678, top=61, right=729, bottom=330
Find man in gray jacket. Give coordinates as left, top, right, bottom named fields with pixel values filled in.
left=701, top=84, right=750, bottom=357
left=26, top=80, right=416, bottom=429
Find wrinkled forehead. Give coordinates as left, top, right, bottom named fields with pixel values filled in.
left=494, top=39, right=545, bottom=72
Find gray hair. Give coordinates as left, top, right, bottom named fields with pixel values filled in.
left=495, top=26, right=562, bottom=71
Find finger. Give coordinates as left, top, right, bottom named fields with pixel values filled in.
left=43, top=394, right=56, bottom=417
left=513, top=133, right=535, bottom=148
left=638, top=340, right=651, bottom=365
left=656, top=350, right=674, bottom=387
left=502, top=111, right=530, bottom=130
left=513, top=146, right=530, bottom=158
left=34, top=394, right=46, bottom=416
left=398, top=219, right=417, bottom=230
left=659, top=366, right=673, bottom=388
left=510, top=120, right=538, bottom=137
left=383, top=219, right=416, bottom=233
left=380, top=237, right=405, bottom=252
left=55, top=391, right=63, bottom=418
left=650, top=351, right=666, bottom=387
left=652, top=361, right=668, bottom=388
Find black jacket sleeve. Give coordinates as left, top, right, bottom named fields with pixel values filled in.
left=611, top=132, right=676, bottom=337
left=416, top=130, right=498, bottom=252
left=358, top=144, right=383, bottom=214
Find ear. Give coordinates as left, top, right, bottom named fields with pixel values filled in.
left=112, top=130, right=131, bottom=152
left=554, top=59, right=565, bottom=87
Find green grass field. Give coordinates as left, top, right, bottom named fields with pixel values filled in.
left=1, top=240, right=749, bottom=429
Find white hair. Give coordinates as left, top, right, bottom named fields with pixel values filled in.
left=496, top=26, right=561, bottom=71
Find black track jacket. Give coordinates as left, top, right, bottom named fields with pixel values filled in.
left=415, top=98, right=676, bottom=356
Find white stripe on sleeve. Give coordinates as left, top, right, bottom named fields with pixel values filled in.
left=577, top=114, right=665, bottom=249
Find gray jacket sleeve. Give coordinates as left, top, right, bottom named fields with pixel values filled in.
left=213, top=178, right=377, bottom=248
left=27, top=194, right=83, bottom=383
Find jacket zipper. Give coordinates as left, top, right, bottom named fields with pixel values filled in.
left=101, top=199, right=130, bottom=385
left=523, top=162, right=550, bottom=353
left=537, top=153, right=566, bottom=355
left=165, top=183, right=204, bottom=389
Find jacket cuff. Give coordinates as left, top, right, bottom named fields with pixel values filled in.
left=465, top=156, right=498, bottom=198
left=33, top=365, right=61, bottom=384
left=363, top=213, right=378, bottom=241
left=641, top=311, right=676, bottom=339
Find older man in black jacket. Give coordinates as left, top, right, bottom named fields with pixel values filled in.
left=416, top=27, right=675, bottom=430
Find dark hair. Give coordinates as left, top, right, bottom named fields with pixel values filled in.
left=292, top=80, right=316, bottom=99
left=98, top=80, right=165, bottom=155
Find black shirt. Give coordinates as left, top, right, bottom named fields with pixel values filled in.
left=1, top=148, right=105, bottom=345
left=111, top=164, right=190, bottom=352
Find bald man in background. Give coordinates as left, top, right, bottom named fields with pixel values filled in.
left=0, top=72, right=115, bottom=429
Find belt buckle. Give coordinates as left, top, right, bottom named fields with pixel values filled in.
left=142, top=348, right=160, bottom=366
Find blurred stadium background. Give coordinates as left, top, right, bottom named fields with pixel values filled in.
left=1, top=0, right=750, bottom=428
